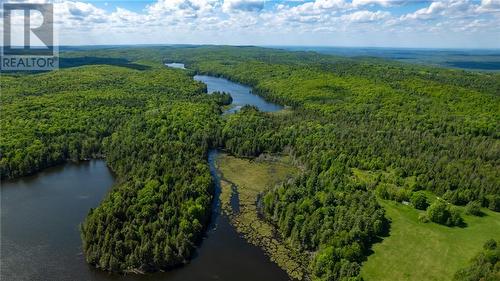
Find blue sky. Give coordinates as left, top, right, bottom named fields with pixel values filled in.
left=3, top=0, right=500, bottom=48
left=89, top=0, right=432, bottom=15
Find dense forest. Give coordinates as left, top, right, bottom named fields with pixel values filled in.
left=2, top=46, right=499, bottom=280
left=1, top=63, right=224, bottom=272
left=81, top=102, right=221, bottom=271
left=164, top=46, right=499, bottom=279
left=172, top=47, right=499, bottom=207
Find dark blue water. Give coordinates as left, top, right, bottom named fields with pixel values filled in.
left=0, top=160, right=115, bottom=281
left=194, top=75, right=283, bottom=113
left=165, top=62, right=284, bottom=113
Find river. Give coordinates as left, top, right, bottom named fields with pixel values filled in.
left=0, top=63, right=290, bottom=281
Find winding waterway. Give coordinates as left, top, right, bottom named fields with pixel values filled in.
left=0, top=63, right=289, bottom=281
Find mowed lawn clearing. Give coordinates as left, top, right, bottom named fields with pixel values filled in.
left=361, top=200, right=500, bottom=281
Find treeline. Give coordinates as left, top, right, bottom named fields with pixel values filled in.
left=454, top=239, right=500, bottom=281
left=221, top=105, right=282, bottom=156
left=263, top=163, right=387, bottom=280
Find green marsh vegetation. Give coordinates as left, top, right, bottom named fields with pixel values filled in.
left=216, top=153, right=306, bottom=280
left=2, top=46, right=499, bottom=280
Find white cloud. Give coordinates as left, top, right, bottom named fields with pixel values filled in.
left=65, top=1, right=106, bottom=22
left=147, top=0, right=218, bottom=18
left=341, top=10, right=390, bottom=22
left=313, top=0, right=349, bottom=9
left=481, top=0, right=500, bottom=8
left=109, top=7, right=145, bottom=26
left=222, top=0, right=265, bottom=12
left=53, top=1, right=108, bottom=27
left=352, top=0, right=396, bottom=7
left=477, top=0, right=500, bottom=12
left=400, top=1, right=447, bottom=20
left=400, top=0, right=498, bottom=22
left=266, top=0, right=351, bottom=26
left=1, top=0, right=497, bottom=48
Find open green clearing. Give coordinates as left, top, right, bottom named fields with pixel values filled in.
left=361, top=200, right=500, bottom=281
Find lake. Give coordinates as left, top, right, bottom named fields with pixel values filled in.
left=194, top=75, right=283, bottom=113
left=0, top=65, right=290, bottom=281
left=166, top=62, right=283, bottom=113
left=0, top=160, right=115, bottom=281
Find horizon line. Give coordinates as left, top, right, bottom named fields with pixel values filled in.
left=50, top=43, right=500, bottom=51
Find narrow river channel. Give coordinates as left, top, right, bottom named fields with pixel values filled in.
left=0, top=63, right=289, bottom=281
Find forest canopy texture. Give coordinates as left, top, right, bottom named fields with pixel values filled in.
left=1, top=46, right=499, bottom=280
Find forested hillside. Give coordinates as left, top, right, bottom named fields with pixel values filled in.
left=2, top=46, right=498, bottom=280
left=1, top=64, right=207, bottom=178
left=1, top=63, right=224, bottom=272
left=171, top=47, right=499, bottom=207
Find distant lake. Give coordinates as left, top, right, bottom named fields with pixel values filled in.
left=165, top=62, right=284, bottom=113
left=165, top=63, right=186, bottom=69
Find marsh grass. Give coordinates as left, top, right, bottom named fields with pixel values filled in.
left=216, top=154, right=307, bottom=280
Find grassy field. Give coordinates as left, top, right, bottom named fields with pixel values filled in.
left=216, top=154, right=307, bottom=280
left=218, top=160, right=500, bottom=281
left=361, top=199, right=500, bottom=281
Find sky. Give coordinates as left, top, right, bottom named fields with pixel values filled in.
left=2, top=0, right=500, bottom=48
